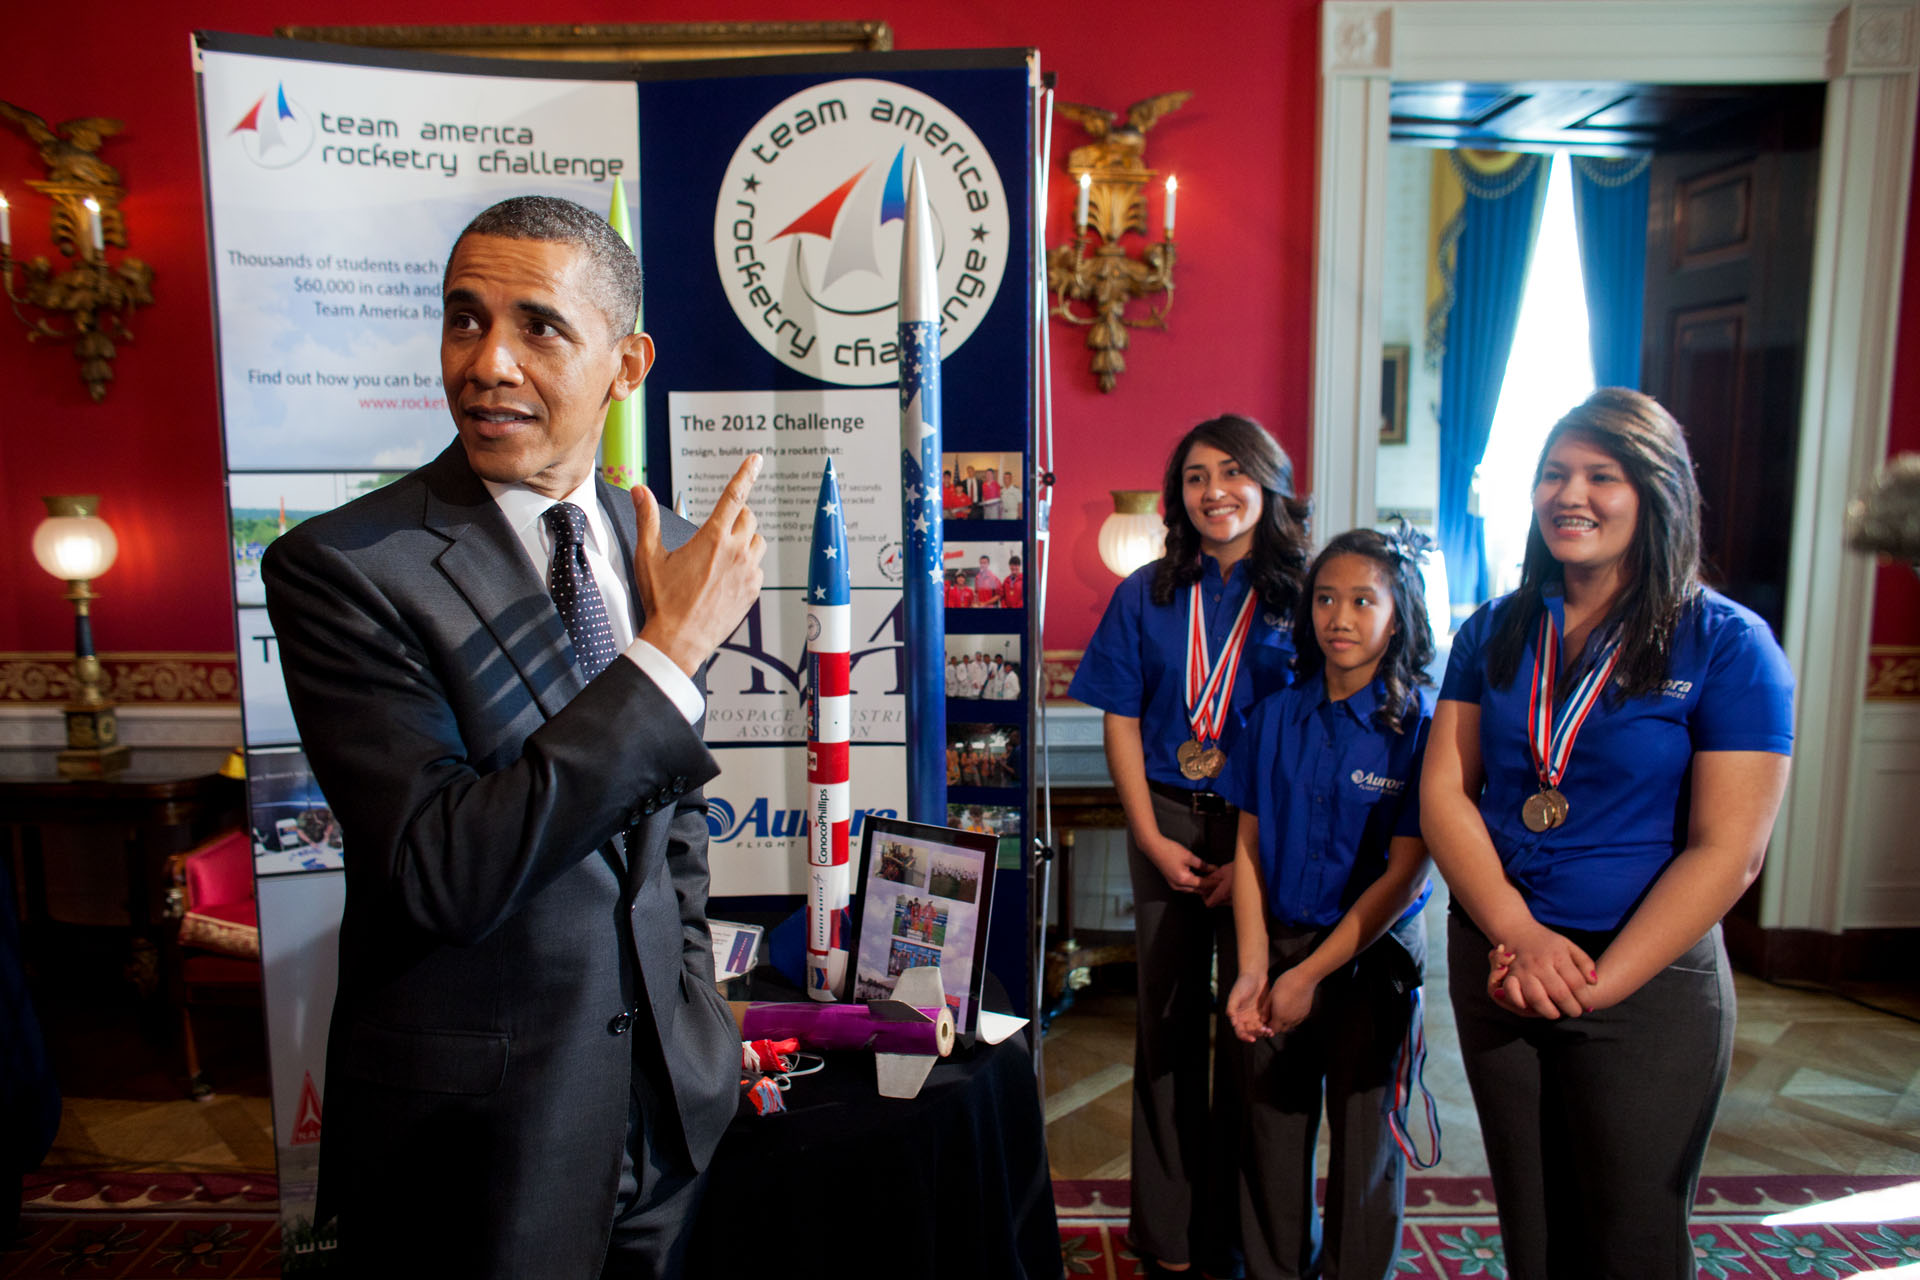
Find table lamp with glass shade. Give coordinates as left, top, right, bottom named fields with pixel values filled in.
left=32, top=495, right=129, bottom=778
left=1097, top=490, right=1165, bottom=579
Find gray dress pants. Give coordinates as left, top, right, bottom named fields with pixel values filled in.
left=1238, top=916, right=1424, bottom=1280
left=1127, top=787, right=1244, bottom=1272
left=1448, top=908, right=1735, bottom=1280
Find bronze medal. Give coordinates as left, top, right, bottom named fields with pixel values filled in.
left=1177, top=738, right=1208, bottom=781
left=1521, top=788, right=1568, bottom=833
left=1195, top=747, right=1227, bottom=780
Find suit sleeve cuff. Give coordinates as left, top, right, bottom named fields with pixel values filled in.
left=623, top=638, right=705, bottom=724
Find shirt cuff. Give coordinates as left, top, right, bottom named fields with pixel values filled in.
left=623, top=639, right=705, bottom=724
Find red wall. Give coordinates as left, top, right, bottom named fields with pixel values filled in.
left=2, top=0, right=1912, bottom=664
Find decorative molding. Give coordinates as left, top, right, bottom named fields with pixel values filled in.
left=0, top=704, right=242, bottom=750
left=1312, top=0, right=1920, bottom=936
left=0, top=652, right=238, bottom=705
left=1840, top=3, right=1918, bottom=73
left=1041, top=649, right=1084, bottom=703
left=1327, top=6, right=1393, bottom=75
left=1865, top=645, right=1920, bottom=697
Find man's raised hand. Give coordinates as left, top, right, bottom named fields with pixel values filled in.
left=634, top=454, right=767, bottom=676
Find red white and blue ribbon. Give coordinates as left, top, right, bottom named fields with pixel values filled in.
left=1386, top=987, right=1442, bottom=1169
left=806, top=460, right=853, bottom=1001
left=1527, top=611, right=1622, bottom=789
left=1184, top=583, right=1258, bottom=747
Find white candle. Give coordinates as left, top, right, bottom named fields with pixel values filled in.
left=1164, top=175, right=1179, bottom=239
left=1075, top=173, right=1091, bottom=232
left=0, top=193, right=10, bottom=249
left=83, top=197, right=104, bottom=253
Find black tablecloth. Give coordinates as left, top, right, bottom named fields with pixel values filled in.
left=687, top=1004, right=1061, bottom=1278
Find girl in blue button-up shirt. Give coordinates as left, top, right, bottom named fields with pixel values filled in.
left=1423, top=389, right=1794, bottom=1280
left=1069, top=414, right=1311, bottom=1278
left=1220, top=525, right=1437, bottom=1280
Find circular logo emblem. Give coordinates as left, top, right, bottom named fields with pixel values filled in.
left=713, top=79, right=1010, bottom=386
left=230, top=84, right=317, bottom=170
left=805, top=613, right=822, bottom=643
left=876, top=540, right=905, bottom=583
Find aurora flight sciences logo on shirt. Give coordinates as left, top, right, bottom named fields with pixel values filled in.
left=712, top=79, right=1008, bottom=386
left=1349, top=769, right=1406, bottom=796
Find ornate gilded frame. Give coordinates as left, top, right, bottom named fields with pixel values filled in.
left=273, top=21, right=893, bottom=65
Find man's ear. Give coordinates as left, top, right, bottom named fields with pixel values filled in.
left=610, top=331, right=655, bottom=401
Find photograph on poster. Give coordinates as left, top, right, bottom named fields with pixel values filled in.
left=875, top=839, right=927, bottom=888
left=940, top=451, right=1023, bottom=521
left=848, top=818, right=997, bottom=1032
left=892, top=895, right=949, bottom=946
left=246, top=747, right=343, bottom=874
left=229, top=472, right=401, bottom=606
left=945, top=633, right=1021, bottom=701
left=947, top=723, right=1020, bottom=788
left=949, top=802, right=1024, bottom=870
left=942, top=541, right=1024, bottom=609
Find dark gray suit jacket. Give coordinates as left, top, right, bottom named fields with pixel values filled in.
left=262, top=442, right=739, bottom=1276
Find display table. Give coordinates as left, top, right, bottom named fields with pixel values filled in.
left=0, top=748, right=243, bottom=993
left=688, top=983, right=1062, bottom=1279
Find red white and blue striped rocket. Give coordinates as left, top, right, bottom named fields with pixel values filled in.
left=805, top=458, right=853, bottom=1001
left=898, top=159, right=947, bottom=824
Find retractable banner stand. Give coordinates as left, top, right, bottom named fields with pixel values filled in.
left=195, top=33, right=1034, bottom=1266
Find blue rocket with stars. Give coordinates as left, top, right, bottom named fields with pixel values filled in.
left=897, top=159, right=946, bottom=825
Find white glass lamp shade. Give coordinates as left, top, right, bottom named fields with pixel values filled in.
left=1098, top=490, right=1165, bottom=579
left=33, top=496, right=118, bottom=582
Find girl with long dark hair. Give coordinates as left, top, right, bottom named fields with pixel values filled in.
left=1421, top=388, right=1794, bottom=1278
left=1221, top=524, right=1438, bottom=1280
left=1069, top=413, right=1311, bottom=1277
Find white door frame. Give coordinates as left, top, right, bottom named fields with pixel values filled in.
left=1313, top=0, right=1920, bottom=931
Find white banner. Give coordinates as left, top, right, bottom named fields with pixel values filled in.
left=200, top=49, right=639, bottom=470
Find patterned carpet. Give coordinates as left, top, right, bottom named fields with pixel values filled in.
left=7, top=1172, right=1918, bottom=1277
left=1055, top=1176, right=1920, bottom=1279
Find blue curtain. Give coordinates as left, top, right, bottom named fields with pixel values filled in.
left=1570, top=154, right=1653, bottom=389
left=1435, top=152, right=1548, bottom=610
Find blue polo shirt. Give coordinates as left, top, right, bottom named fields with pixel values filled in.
left=1069, top=557, right=1295, bottom=789
left=1218, top=676, right=1434, bottom=928
left=1439, top=585, right=1795, bottom=931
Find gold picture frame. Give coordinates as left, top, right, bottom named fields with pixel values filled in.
left=1381, top=343, right=1411, bottom=445
left=274, top=21, right=893, bottom=65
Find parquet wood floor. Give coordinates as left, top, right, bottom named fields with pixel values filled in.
left=1041, top=892, right=1920, bottom=1182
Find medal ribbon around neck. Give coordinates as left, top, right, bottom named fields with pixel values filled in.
left=1185, top=582, right=1259, bottom=746
left=1527, top=610, right=1623, bottom=790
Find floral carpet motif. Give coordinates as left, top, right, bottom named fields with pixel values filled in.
left=8, top=1171, right=1915, bottom=1277
left=1053, top=1176, right=1920, bottom=1280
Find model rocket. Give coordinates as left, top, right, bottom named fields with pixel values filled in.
left=805, top=459, right=852, bottom=1000
left=898, top=160, right=947, bottom=825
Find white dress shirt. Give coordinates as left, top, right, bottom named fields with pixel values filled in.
left=483, top=476, right=704, bottom=724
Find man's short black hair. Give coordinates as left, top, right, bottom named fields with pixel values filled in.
left=446, top=195, right=640, bottom=340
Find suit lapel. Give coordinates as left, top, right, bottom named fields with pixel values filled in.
left=422, top=444, right=585, bottom=720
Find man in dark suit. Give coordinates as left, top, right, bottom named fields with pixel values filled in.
left=263, top=195, right=764, bottom=1278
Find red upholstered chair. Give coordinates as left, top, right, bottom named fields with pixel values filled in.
left=169, top=829, right=262, bottom=1099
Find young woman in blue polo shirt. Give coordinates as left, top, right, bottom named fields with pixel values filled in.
left=1069, top=414, right=1311, bottom=1278
left=1422, top=389, right=1794, bottom=1280
left=1221, top=526, right=1437, bottom=1280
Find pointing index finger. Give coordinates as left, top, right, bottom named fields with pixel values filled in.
left=709, top=453, right=763, bottom=530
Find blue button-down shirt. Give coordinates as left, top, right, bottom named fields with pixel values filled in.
left=1218, top=675, right=1434, bottom=929
left=1069, top=557, right=1296, bottom=789
left=1439, top=585, right=1795, bottom=931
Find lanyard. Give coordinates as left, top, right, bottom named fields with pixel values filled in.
left=1527, top=610, right=1621, bottom=791
left=1183, top=581, right=1258, bottom=746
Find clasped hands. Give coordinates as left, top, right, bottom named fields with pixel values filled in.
left=634, top=454, right=768, bottom=677
left=1141, top=832, right=1233, bottom=906
left=1226, top=967, right=1318, bottom=1042
left=1484, top=922, right=1613, bottom=1018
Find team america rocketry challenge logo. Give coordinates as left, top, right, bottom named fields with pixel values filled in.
left=713, top=79, right=1010, bottom=387
left=229, top=83, right=317, bottom=169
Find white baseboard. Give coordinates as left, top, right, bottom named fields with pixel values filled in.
left=0, top=704, right=244, bottom=751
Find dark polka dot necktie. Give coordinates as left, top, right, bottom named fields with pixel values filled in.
left=542, top=502, right=619, bottom=681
